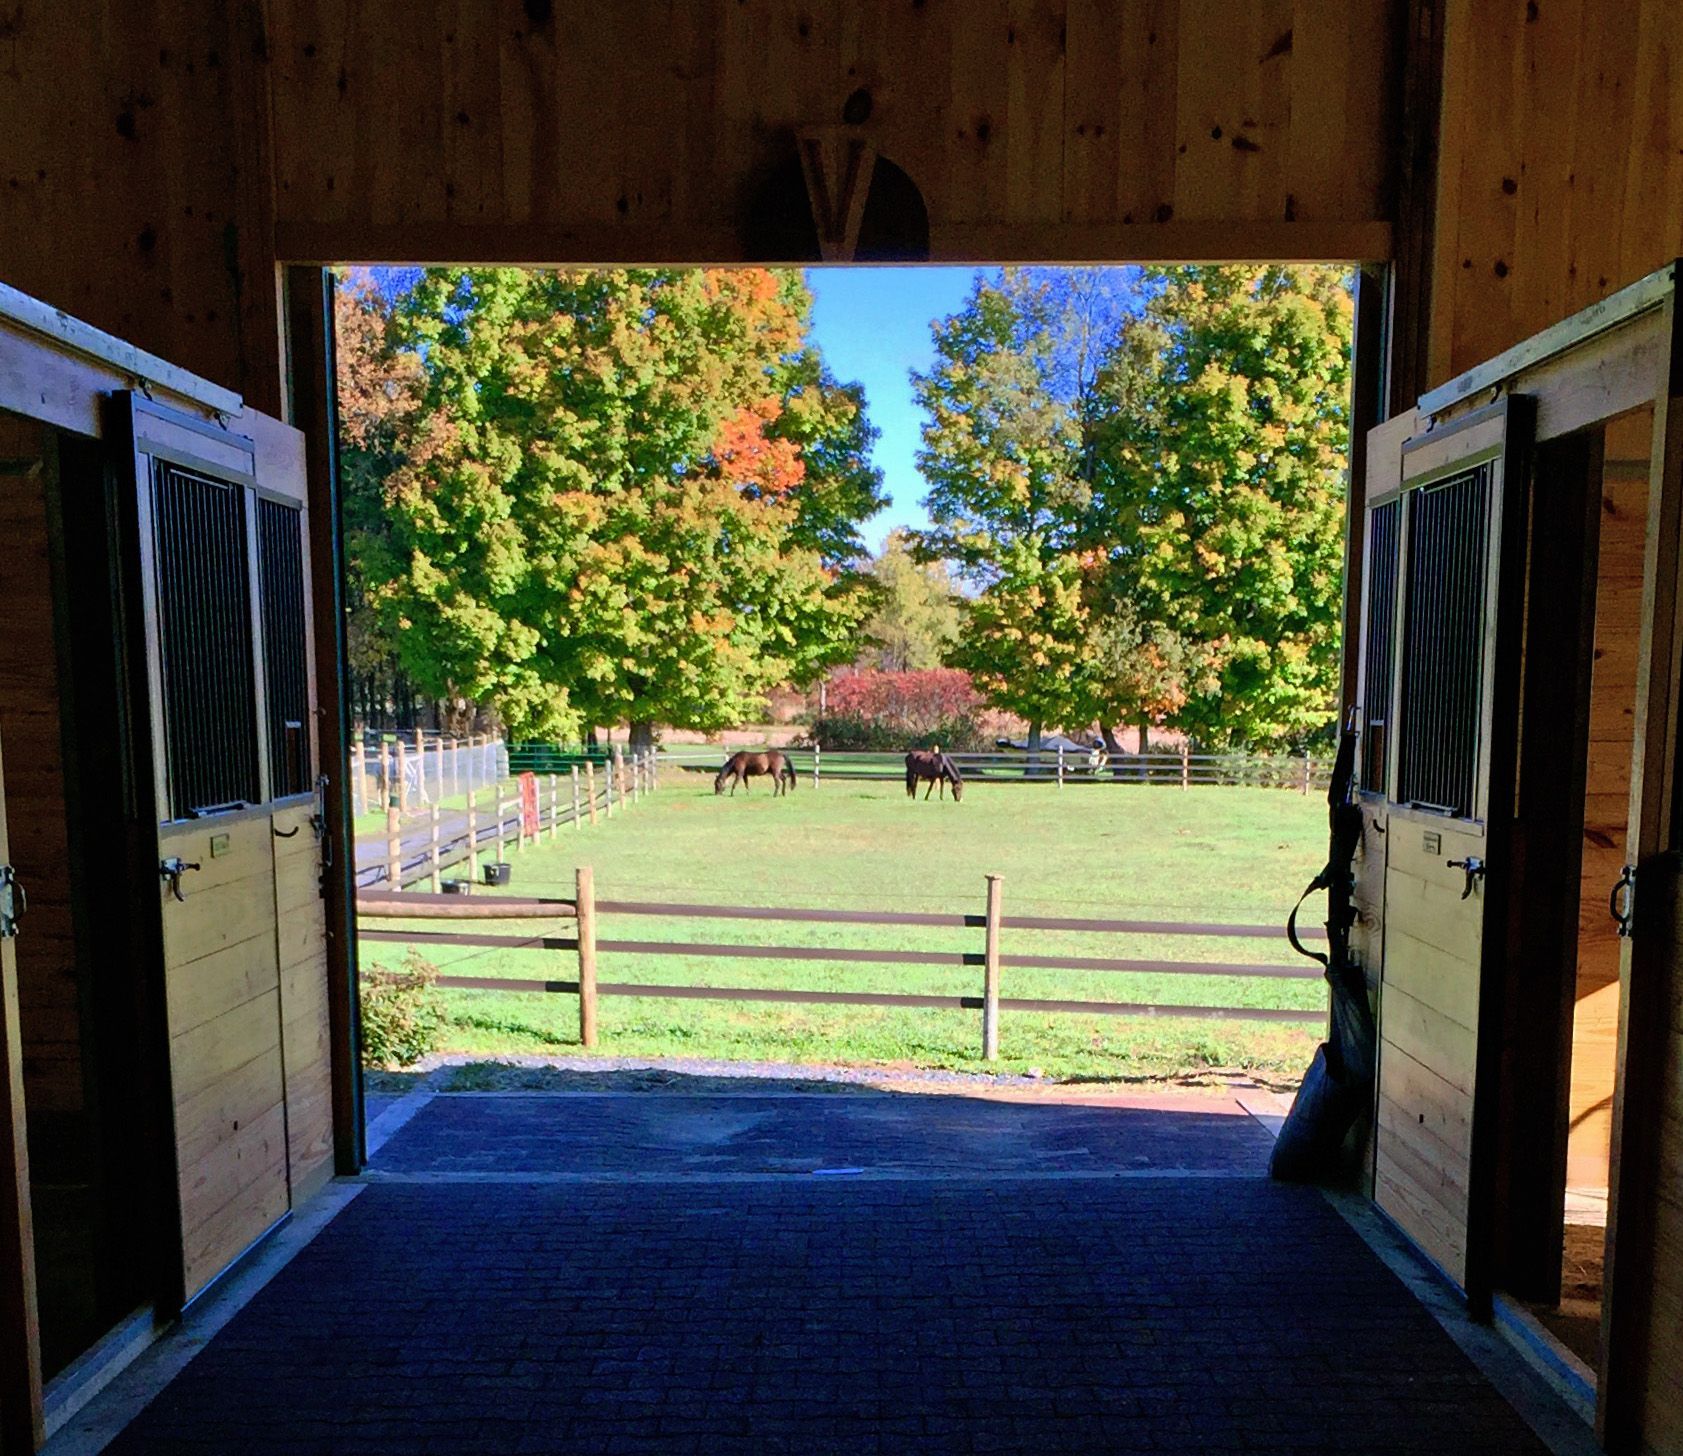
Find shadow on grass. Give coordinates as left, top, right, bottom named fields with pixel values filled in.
left=365, top=1056, right=1305, bottom=1097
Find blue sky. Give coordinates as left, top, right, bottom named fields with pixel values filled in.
left=804, top=266, right=982, bottom=552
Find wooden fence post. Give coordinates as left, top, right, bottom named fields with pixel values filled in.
left=586, top=761, right=598, bottom=826
left=414, top=728, right=426, bottom=802
left=576, top=865, right=598, bottom=1048
left=982, top=874, right=1003, bottom=1061
left=428, top=804, right=441, bottom=892
left=385, top=802, right=401, bottom=890
left=1180, top=743, right=1190, bottom=791
left=466, top=789, right=478, bottom=884
left=1057, top=745, right=1066, bottom=788
left=352, top=740, right=366, bottom=816
left=451, top=736, right=460, bottom=797
left=813, top=743, right=821, bottom=788
left=395, top=735, right=409, bottom=812
left=1300, top=753, right=1312, bottom=795
left=572, top=765, right=582, bottom=829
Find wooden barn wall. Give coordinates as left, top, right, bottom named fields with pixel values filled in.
left=260, top=0, right=1398, bottom=259
left=0, top=0, right=1400, bottom=413
left=0, top=418, right=80, bottom=1124
left=0, top=2, right=281, bottom=411
left=1428, top=0, right=1683, bottom=384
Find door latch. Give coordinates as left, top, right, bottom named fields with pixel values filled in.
left=159, top=856, right=202, bottom=902
left=1610, top=863, right=1637, bottom=939
left=0, top=864, right=25, bottom=940
left=1447, top=856, right=1486, bottom=900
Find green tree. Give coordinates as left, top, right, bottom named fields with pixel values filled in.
left=767, top=348, right=888, bottom=568
left=1092, top=266, right=1351, bottom=748
left=361, top=267, right=880, bottom=745
left=860, top=530, right=961, bottom=672
left=910, top=271, right=1095, bottom=748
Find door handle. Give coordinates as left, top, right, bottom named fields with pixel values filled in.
left=1610, top=863, right=1636, bottom=938
left=159, top=856, right=202, bottom=902
left=1447, top=856, right=1485, bottom=900
left=0, top=864, right=25, bottom=939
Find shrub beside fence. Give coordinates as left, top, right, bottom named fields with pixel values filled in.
left=355, top=870, right=1328, bottom=1061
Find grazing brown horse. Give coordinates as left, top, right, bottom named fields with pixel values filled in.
left=715, top=750, right=797, bottom=797
left=905, top=748, right=963, bottom=802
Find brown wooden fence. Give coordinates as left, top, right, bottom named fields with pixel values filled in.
left=356, top=874, right=1327, bottom=1060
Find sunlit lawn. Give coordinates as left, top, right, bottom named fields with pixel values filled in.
left=358, top=773, right=1330, bottom=1083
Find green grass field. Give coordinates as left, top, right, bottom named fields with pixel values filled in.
left=359, top=772, right=1331, bottom=1084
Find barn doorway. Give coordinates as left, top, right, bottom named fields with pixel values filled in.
left=1496, top=403, right=1655, bottom=1387
left=0, top=409, right=168, bottom=1390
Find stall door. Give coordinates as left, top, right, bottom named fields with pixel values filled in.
left=1365, top=400, right=1531, bottom=1296
left=0, top=727, right=44, bottom=1449
left=120, top=397, right=323, bottom=1303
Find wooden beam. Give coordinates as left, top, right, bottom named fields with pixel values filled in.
left=272, top=218, right=1393, bottom=268
left=282, top=266, right=365, bottom=1176
left=0, top=730, right=44, bottom=1452
left=1599, top=292, right=1683, bottom=1452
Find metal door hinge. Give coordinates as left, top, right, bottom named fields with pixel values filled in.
left=0, top=865, right=24, bottom=939
left=1610, top=863, right=1637, bottom=938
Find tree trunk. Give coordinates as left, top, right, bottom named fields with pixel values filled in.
left=628, top=719, right=656, bottom=754
left=1100, top=723, right=1124, bottom=779
left=1138, top=717, right=1150, bottom=755
left=1026, top=719, right=1043, bottom=779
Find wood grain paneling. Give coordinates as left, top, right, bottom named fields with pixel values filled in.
left=0, top=0, right=1400, bottom=407
left=1376, top=817, right=1488, bottom=1286
left=272, top=802, right=332, bottom=1196
left=0, top=416, right=81, bottom=1120
left=1568, top=412, right=1650, bottom=1193
left=1429, top=0, right=1683, bottom=384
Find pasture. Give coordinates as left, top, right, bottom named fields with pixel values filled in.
left=358, top=771, right=1332, bottom=1083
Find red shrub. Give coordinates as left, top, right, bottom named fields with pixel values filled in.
left=823, top=669, right=982, bottom=738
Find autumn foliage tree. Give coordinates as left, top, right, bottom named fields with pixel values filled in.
left=339, top=267, right=885, bottom=743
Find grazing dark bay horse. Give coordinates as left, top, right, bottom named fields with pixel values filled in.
left=905, top=749, right=963, bottom=802
left=715, top=750, right=797, bottom=797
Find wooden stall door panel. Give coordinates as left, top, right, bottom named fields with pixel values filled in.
left=273, top=801, right=332, bottom=1199
left=1371, top=402, right=1530, bottom=1297
left=158, top=815, right=286, bottom=1302
left=121, top=397, right=295, bottom=1303
left=242, top=403, right=331, bottom=1201
left=1376, top=820, right=1487, bottom=1286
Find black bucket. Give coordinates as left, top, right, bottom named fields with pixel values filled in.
left=441, top=878, right=472, bottom=895
left=482, top=862, right=512, bottom=886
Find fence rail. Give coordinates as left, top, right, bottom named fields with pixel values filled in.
left=353, top=747, right=659, bottom=891
left=356, top=873, right=1328, bottom=1059
left=655, top=745, right=1331, bottom=792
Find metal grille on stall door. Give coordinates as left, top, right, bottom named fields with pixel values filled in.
left=257, top=497, right=311, bottom=797
left=1395, top=464, right=1492, bottom=818
left=151, top=462, right=262, bottom=818
left=1361, top=497, right=1401, bottom=793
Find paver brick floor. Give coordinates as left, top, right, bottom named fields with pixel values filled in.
left=98, top=1093, right=1551, bottom=1454
left=373, top=1090, right=1274, bottom=1177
